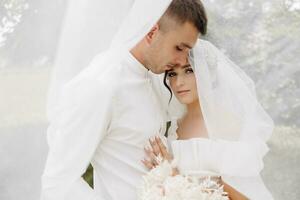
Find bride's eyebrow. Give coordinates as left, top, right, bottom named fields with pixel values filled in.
left=182, top=64, right=191, bottom=68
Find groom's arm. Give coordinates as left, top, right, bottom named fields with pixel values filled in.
left=41, top=74, right=116, bottom=200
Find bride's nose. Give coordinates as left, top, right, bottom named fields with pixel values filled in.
left=175, top=74, right=185, bottom=87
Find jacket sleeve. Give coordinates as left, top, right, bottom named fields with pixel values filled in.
left=40, top=67, right=117, bottom=200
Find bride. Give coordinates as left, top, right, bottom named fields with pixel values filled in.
left=142, top=39, right=274, bottom=200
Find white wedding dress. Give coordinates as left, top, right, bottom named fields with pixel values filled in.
left=167, top=119, right=274, bottom=200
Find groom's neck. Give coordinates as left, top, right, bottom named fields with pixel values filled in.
left=130, top=43, right=148, bottom=70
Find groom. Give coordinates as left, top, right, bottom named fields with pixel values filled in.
left=41, top=0, right=207, bottom=199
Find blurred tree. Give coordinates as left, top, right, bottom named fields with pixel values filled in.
left=0, top=0, right=28, bottom=47
left=203, top=0, right=300, bottom=126
left=250, top=0, right=300, bottom=126
left=0, top=0, right=66, bottom=68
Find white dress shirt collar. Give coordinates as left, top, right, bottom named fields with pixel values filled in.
left=124, top=51, right=149, bottom=79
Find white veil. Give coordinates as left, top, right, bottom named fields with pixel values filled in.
left=164, top=39, right=274, bottom=199
left=47, top=0, right=171, bottom=120
left=191, top=39, right=273, bottom=141
left=193, top=39, right=273, bottom=175
left=167, top=39, right=274, bottom=176
left=46, top=0, right=133, bottom=119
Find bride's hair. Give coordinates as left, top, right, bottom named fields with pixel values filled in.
left=163, top=71, right=173, bottom=104
left=158, top=0, right=208, bottom=35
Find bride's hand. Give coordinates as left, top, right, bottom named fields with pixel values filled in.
left=141, top=136, right=173, bottom=169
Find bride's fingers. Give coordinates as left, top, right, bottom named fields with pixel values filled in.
left=149, top=138, right=161, bottom=157
left=144, top=147, right=159, bottom=165
left=141, top=159, right=154, bottom=170
left=155, top=136, right=172, bottom=161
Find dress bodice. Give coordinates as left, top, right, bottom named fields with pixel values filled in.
left=168, top=119, right=221, bottom=176
left=167, top=119, right=265, bottom=178
left=167, top=119, right=274, bottom=199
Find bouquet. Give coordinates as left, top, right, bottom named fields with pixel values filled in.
left=137, top=157, right=228, bottom=200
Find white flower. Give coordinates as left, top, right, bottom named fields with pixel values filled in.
left=138, top=161, right=229, bottom=200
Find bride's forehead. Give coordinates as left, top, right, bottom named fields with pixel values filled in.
left=171, top=64, right=191, bottom=71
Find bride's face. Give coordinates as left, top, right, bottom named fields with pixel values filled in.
left=167, top=64, right=199, bottom=105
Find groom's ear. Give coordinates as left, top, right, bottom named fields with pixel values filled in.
left=146, top=24, right=160, bottom=44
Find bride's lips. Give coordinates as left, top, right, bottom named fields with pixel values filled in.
left=177, top=90, right=190, bottom=95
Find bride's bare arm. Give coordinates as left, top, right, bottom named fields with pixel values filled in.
left=221, top=179, right=249, bottom=200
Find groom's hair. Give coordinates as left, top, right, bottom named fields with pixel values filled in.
left=159, top=0, right=207, bottom=35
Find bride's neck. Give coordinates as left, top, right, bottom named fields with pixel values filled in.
left=186, top=100, right=203, bottom=120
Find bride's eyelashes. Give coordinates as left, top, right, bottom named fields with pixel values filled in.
left=167, top=67, right=193, bottom=78
left=167, top=71, right=177, bottom=77
left=185, top=68, right=194, bottom=74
